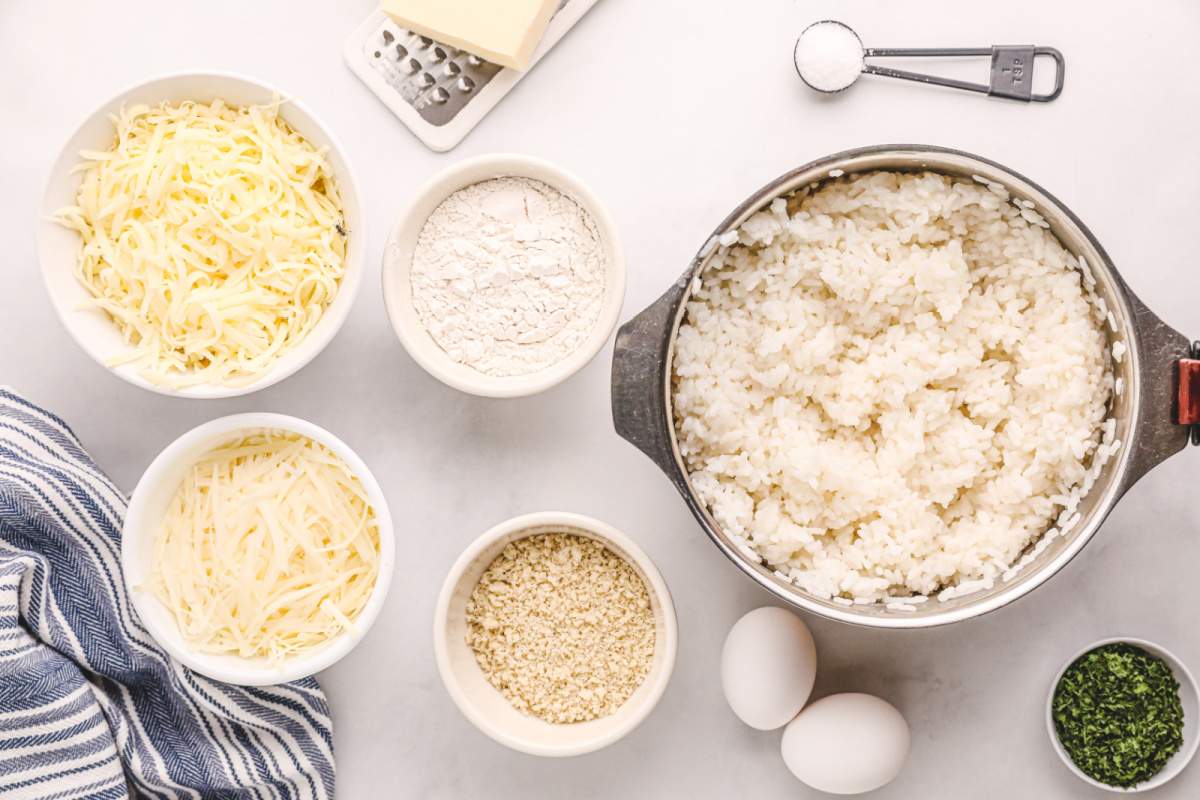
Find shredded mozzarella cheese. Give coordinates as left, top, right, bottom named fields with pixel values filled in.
left=54, top=98, right=346, bottom=388
left=150, top=430, right=380, bottom=661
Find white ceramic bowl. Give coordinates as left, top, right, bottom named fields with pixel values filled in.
left=381, top=154, right=626, bottom=398
left=37, top=72, right=366, bottom=399
left=122, top=413, right=394, bottom=685
left=1047, top=637, right=1200, bottom=792
left=434, top=512, right=677, bottom=756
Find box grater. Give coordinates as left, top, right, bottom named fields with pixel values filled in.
left=344, top=0, right=601, bottom=152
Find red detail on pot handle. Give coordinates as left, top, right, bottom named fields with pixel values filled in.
left=1178, top=358, right=1200, bottom=426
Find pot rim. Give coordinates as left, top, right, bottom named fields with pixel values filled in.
left=626, top=143, right=1189, bottom=628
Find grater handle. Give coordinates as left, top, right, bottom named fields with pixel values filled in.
left=610, top=279, right=688, bottom=477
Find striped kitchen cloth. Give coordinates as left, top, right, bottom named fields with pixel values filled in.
left=0, top=388, right=336, bottom=800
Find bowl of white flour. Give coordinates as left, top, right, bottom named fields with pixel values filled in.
left=382, top=153, right=626, bottom=397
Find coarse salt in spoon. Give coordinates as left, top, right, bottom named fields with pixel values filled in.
left=794, top=20, right=865, bottom=93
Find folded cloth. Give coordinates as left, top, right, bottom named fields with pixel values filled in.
left=0, top=389, right=336, bottom=799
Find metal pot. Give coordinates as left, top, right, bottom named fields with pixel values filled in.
left=611, top=144, right=1197, bottom=628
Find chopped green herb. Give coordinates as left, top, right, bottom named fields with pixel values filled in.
left=1052, top=643, right=1184, bottom=788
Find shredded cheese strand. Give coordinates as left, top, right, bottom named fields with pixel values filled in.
left=150, top=430, right=380, bottom=661
left=55, top=98, right=346, bottom=388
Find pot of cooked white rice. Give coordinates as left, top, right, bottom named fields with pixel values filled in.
left=612, top=144, right=1196, bottom=628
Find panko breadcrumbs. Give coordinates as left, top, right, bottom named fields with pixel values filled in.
left=465, top=533, right=656, bottom=724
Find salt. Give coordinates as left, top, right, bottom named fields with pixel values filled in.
left=795, top=21, right=864, bottom=92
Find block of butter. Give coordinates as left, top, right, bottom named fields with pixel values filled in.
left=380, top=0, right=560, bottom=71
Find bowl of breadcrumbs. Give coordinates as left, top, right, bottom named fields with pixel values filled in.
left=434, top=511, right=678, bottom=756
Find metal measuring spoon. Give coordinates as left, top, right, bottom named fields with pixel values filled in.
left=793, top=20, right=1065, bottom=101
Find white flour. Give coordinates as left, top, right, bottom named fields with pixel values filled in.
left=408, top=177, right=607, bottom=377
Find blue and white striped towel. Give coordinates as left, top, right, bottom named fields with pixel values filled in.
left=0, top=389, right=336, bottom=799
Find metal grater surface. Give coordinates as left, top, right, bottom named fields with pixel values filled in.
left=364, top=1, right=570, bottom=127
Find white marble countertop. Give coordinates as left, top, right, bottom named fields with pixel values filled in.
left=4, top=0, right=1200, bottom=796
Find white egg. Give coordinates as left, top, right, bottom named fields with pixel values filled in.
left=721, top=606, right=817, bottom=730
left=781, top=693, right=910, bottom=794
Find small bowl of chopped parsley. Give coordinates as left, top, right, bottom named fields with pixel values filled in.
left=1047, top=638, right=1199, bottom=792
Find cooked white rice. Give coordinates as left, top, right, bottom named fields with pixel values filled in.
left=672, top=171, right=1114, bottom=604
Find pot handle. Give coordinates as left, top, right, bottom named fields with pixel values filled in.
left=1122, top=291, right=1193, bottom=491
left=611, top=278, right=689, bottom=476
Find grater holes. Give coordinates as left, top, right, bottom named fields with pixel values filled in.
left=361, top=18, right=507, bottom=125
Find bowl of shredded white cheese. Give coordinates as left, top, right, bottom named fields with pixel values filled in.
left=38, top=72, right=366, bottom=398
left=382, top=153, right=626, bottom=397
left=122, top=412, right=394, bottom=685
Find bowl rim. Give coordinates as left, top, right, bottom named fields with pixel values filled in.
left=37, top=69, right=366, bottom=399
left=432, top=511, right=678, bottom=757
left=381, top=152, right=627, bottom=398
left=121, top=412, right=395, bottom=685
left=1045, top=636, right=1200, bottom=793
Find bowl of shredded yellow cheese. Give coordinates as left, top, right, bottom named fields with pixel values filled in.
left=122, top=413, right=393, bottom=685
left=38, top=72, right=365, bottom=397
